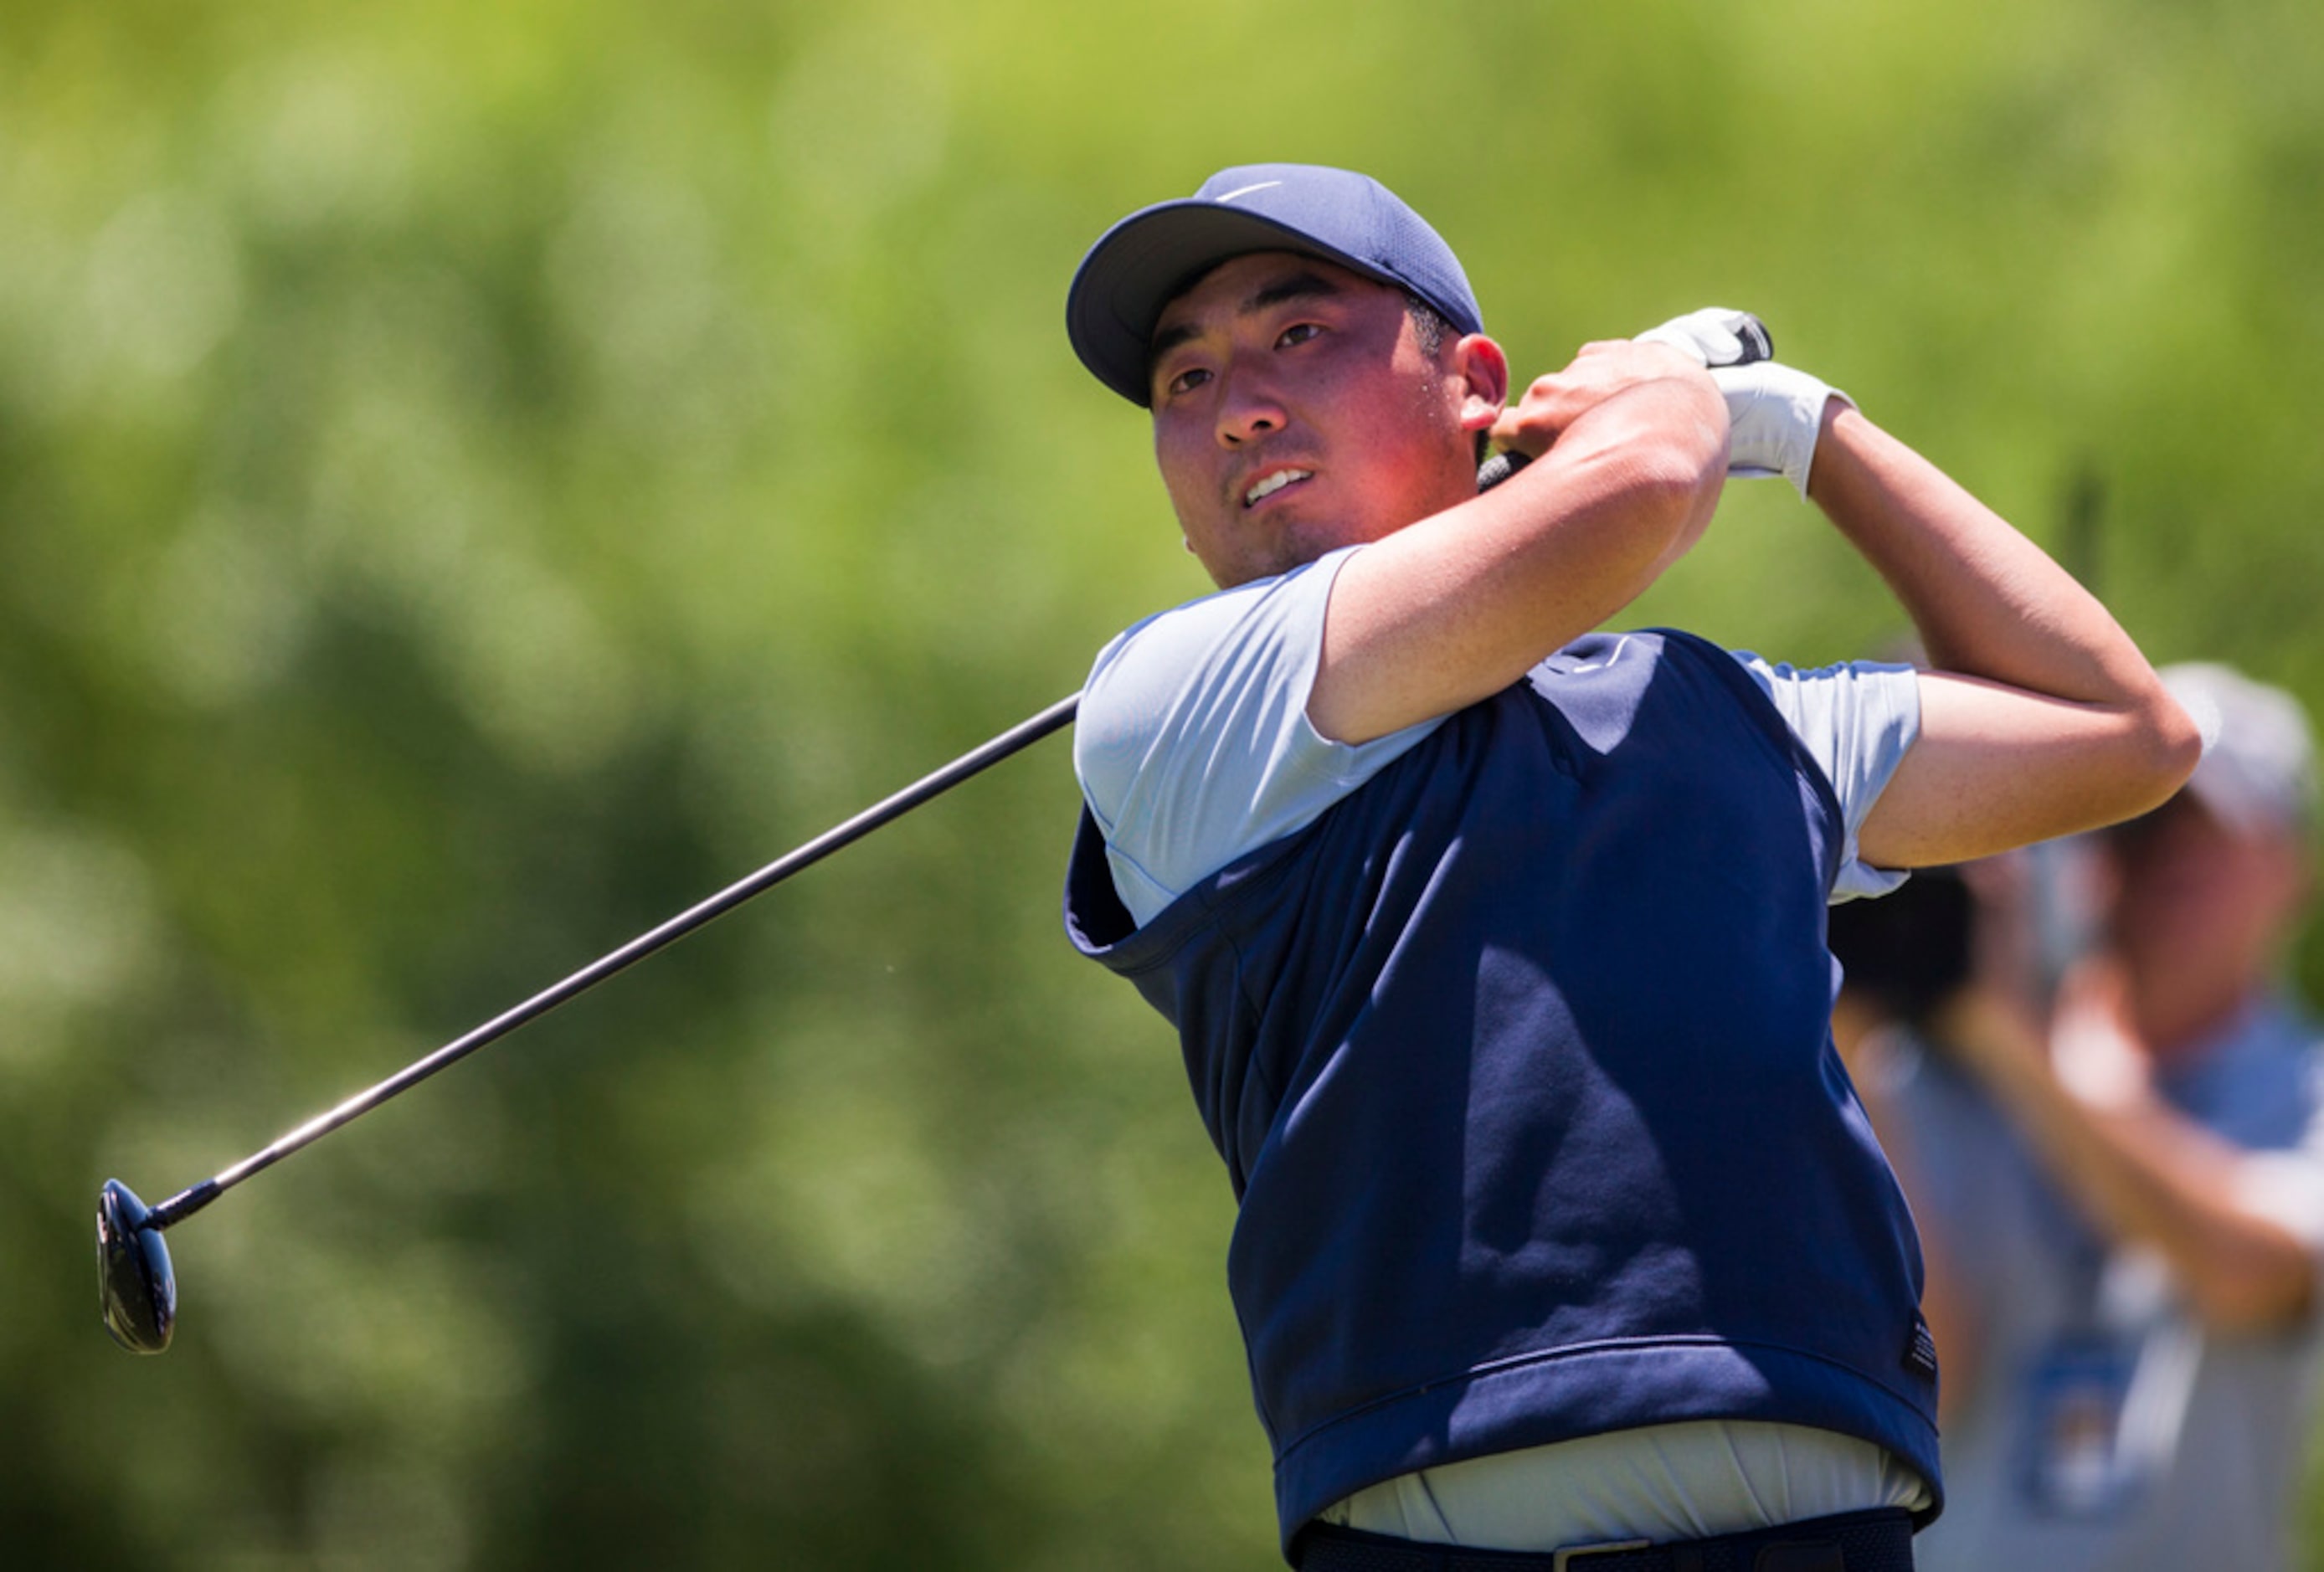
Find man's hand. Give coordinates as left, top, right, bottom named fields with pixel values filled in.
left=1635, top=307, right=1774, bottom=369
left=1627, top=308, right=1844, bottom=497
left=1488, top=339, right=1716, bottom=460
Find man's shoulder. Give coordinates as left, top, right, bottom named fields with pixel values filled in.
left=1087, top=557, right=1341, bottom=693
left=1091, top=579, right=1274, bottom=681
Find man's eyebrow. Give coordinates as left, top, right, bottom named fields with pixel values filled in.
left=1244, top=270, right=1344, bottom=315
left=1147, top=270, right=1349, bottom=377
left=1149, top=320, right=1201, bottom=365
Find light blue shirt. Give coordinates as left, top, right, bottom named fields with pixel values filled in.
left=1077, top=544, right=1922, bottom=928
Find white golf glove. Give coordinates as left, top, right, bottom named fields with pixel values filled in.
left=1715, top=362, right=1850, bottom=500
left=1634, top=306, right=1773, bottom=369
left=1634, top=308, right=1849, bottom=498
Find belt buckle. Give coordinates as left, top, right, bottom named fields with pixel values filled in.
left=1551, top=1540, right=1651, bottom=1571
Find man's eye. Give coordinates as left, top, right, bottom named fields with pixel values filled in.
left=1277, top=322, right=1323, bottom=349
left=1165, top=366, right=1211, bottom=397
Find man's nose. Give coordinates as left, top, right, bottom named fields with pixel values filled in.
left=1216, top=366, right=1288, bottom=448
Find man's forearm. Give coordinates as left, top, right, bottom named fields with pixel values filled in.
left=1818, top=402, right=2201, bottom=865
left=1808, top=404, right=2155, bottom=705
left=1313, top=369, right=1725, bottom=746
left=1944, top=991, right=2317, bottom=1330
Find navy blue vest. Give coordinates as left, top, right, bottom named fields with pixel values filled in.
left=1063, top=630, right=1941, bottom=1551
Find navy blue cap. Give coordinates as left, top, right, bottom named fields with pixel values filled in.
left=1067, top=163, right=1485, bottom=407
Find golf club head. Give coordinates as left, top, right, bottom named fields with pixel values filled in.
left=97, top=1179, right=177, bottom=1354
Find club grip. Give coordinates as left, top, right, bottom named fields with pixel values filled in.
left=1477, top=450, right=1530, bottom=491
left=1475, top=310, right=1771, bottom=497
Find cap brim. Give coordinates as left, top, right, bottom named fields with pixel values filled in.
left=1066, top=201, right=1407, bottom=407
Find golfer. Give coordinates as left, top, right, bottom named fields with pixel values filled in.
left=1059, top=164, right=2199, bottom=1570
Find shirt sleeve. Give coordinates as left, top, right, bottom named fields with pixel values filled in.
left=1730, top=654, right=1922, bottom=904
left=1073, top=546, right=1445, bottom=928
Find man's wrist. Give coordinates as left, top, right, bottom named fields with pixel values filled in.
left=1712, top=363, right=1844, bottom=499
left=1802, top=396, right=1858, bottom=506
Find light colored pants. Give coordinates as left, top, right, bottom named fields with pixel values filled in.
left=1319, top=1420, right=1931, bottom=1553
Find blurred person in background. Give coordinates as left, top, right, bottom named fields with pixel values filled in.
left=1831, top=663, right=2324, bottom=1571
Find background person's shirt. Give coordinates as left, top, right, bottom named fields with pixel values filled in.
left=1895, top=997, right=2324, bottom=1572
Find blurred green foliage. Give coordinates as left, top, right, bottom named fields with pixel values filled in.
left=6, top=1, right=2324, bottom=1565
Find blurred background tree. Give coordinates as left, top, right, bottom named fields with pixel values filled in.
left=4, top=0, right=2321, bottom=1565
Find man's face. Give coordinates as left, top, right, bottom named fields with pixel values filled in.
left=2109, top=794, right=2309, bottom=995
left=1144, top=252, right=1493, bottom=588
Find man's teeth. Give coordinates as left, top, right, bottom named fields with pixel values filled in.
left=1245, top=470, right=1312, bottom=507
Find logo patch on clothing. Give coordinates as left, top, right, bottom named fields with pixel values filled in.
left=1903, top=1313, right=1940, bottom=1381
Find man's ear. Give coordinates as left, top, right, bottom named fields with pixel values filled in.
left=1452, top=333, right=1509, bottom=435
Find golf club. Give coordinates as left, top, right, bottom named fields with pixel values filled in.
left=99, top=445, right=1554, bottom=1354
left=98, top=693, right=1079, bottom=1353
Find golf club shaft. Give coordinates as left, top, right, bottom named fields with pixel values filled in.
left=143, top=691, right=1082, bottom=1231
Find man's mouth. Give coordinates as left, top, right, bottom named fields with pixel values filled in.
left=1243, top=469, right=1314, bottom=510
